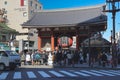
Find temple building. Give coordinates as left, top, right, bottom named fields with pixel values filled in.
left=22, top=4, right=107, bottom=51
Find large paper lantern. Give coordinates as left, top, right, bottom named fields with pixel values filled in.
left=58, top=36, right=73, bottom=47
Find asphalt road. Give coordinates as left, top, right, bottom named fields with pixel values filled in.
left=0, top=66, right=120, bottom=80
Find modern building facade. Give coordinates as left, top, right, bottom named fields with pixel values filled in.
left=22, top=4, right=107, bottom=51
left=0, top=0, right=42, bottom=52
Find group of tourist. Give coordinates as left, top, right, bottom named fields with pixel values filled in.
left=19, top=49, right=114, bottom=67
left=19, top=49, right=87, bottom=66
left=20, top=50, right=48, bottom=65
left=52, top=50, right=85, bottom=66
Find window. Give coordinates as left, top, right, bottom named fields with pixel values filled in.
left=1, top=35, right=6, bottom=42
left=4, top=1, right=7, bottom=5
left=0, top=51, right=8, bottom=57
left=6, top=51, right=18, bottom=56
left=24, top=0, right=27, bottom=6
left=40, top=6, right=42, bottom=10
left=30, top=1, right=33, bottom=6
left=30, top=10, right=33, bottom=14
left=35, top=4, right=37, bottom=9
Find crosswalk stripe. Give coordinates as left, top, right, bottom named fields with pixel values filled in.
left=60, top=70, right=78, bottom=77
left=38, top=71, right=51, bottom=77
left=1, top=69, right=120, bottom=79
left=100, top=70, right=120, bottom=75
left=90, top=70, right=115, bottom=76
left=110, top=70, right=120, bottom=74
left=27, top=71, right=36, bottom=78
left=80, top=70, right=103, bottom=76
left=0, top=72, right=9, bottom=80
left=13, top=72, right=21, bottom=79
left=74, top=71, right=91, bottom=76
left=49, top=71, right=64, bottom=77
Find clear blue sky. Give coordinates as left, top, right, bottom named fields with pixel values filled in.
left=39, top=0, right=120, bottom=41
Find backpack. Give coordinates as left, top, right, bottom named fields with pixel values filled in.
left=35, top=53, right=41, bottom=60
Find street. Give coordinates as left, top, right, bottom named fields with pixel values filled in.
left=0, top=66, right=120, bottom=80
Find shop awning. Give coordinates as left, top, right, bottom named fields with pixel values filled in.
left=0, top=23, right=18, bottom=33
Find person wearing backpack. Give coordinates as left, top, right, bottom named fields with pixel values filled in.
left=35, top=51, right=41, bottom=65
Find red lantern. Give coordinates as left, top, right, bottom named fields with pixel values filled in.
left=58, top=36, right=73, bottom=47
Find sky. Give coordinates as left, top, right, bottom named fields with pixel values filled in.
left=39, top=0, right=120, bottom=41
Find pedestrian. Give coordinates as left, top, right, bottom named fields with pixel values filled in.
left=20, top=51, right=26, bottom=65
left=101, top=52, right=107, bottom=67
left=67, top=51, right=72, bottom=66
left=106, top=52, right=112, bottom=66
left=34, top=51, right=41, bottom=65
left=42, top=50, right=48, bottom=65
left=25, top=52, right=31, bottom=65
left=98, top=52, right=102, bottom=66
left=31, top=51, right=36, bottom=65
left=79, top=52, right=83, bottom=64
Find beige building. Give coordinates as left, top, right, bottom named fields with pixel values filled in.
left=0, top=0, right=42, bottom=52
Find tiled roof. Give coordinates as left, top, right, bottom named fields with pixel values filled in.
left=22, top=4, right=107, bottom=28
left=82, top=36, right=110, bottom=47
left=0, top=23, right=18, bottom=33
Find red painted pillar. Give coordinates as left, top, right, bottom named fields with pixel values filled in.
left=51, top=32, right=54, bottom=51
left=76, top=35, right=79, bottom=50
left=38, top=32, right=41, bottom=51
left=76, top=28, right=80, bottom=50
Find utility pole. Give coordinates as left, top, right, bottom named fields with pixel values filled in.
left=103, top=0, right=120, bottom=68
left=88, top=26, right=92, bottom=67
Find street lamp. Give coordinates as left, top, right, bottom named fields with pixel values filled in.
left=103, top=0, right=120, bottom=68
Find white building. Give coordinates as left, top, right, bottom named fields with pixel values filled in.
left=0, top=0, right=42, bottom=52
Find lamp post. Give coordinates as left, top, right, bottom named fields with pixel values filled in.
left=103, top=0, right=120, bottom=68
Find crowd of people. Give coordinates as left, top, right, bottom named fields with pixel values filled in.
left=20, top=50, right=48, bottom=65
left=19, top=49, right=114, bottom=67
left=19, top=49, right=86, bottom=66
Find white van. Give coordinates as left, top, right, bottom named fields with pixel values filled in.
left=0, top=50, right=21, bottom=70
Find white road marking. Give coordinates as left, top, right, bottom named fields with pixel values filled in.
left=13, top=72, right=21, bottom=79
left=49, top=70, right=64, bottom=77
left=80, top=70, right=103, bottom=76
left=27, top=71, right=36, bottom=78
left=100, top=70, right=120, bottom=75
left=90, top=70, right=115, bottom=76
left=0, top=72, right=9, bottom=80
left=74, top=71, right=91, bottom=76
left=60, top=70, right=78, bottom=77
left=110, top=70, right=120, bottom=74
left=38, top=71, right=51, bottom=77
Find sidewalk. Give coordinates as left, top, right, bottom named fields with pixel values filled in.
left=60, top=63, right=120, bottom=69
left=70, top=63, right=120, bottom=69
left=20, top=63, right=120, bottom=69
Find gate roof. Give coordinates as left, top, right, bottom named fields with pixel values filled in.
left=22, top=4, right=107, bottom=28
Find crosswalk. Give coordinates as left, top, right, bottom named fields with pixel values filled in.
left=0, top=70, right=120, bottom=80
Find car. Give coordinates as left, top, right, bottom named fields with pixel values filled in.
left=0, top=50, right=21, bottom=70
